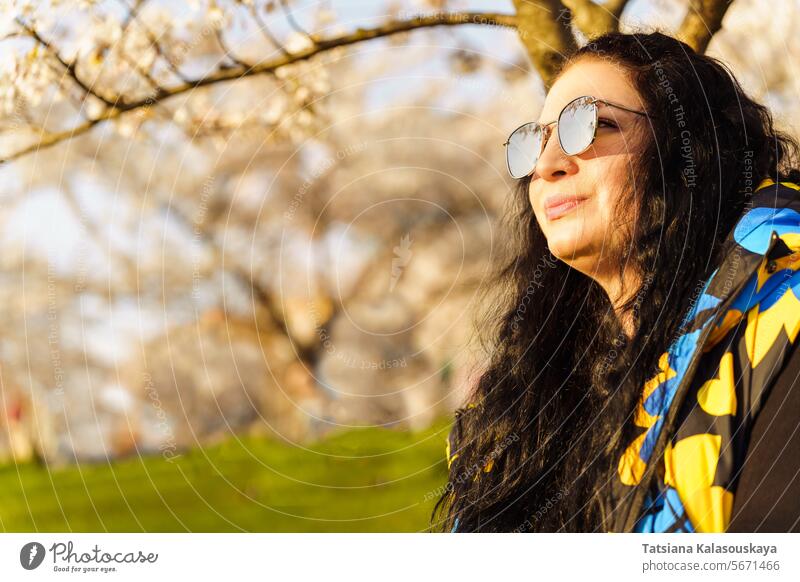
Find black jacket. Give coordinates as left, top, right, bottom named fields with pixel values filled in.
left=607, top=178, right=800, bottom=532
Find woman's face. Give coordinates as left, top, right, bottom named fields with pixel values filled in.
left=528, top=58, right=649, bottom=279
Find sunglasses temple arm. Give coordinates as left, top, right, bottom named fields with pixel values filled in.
left=599, top=99, right=651, bottom=117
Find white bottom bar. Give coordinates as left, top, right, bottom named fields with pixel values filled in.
left=1, top=533, right=798, bottom=581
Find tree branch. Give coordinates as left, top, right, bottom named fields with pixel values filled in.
left=117, top=0, right=168, bottom=88
left=677, top=0, right=734, bottom=53
left=248, top=1, right=291, bottom=57
left=562, top=0, right=629, bottom=39
left=161, top=184, right=319, bottom=366
left=120, top=0, right=148, bottom=37
left=2, top=11, right=516, bottom=165
left=215, top=27, right=255, bottom=70
left=279, top=0, right=317, bottom=46
left=119, top=0, right=193, bottom=84
left=511, top=0, right=576, bottom=88
left=16, top=18, right=128, bottom=110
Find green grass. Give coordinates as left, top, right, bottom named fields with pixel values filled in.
left=0, top=419, right=451, bottom=532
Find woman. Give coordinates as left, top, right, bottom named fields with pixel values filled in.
left=434, top=31, right=800, bottom=533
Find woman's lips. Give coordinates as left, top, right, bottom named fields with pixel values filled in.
left=543, top=195, right=588, bottom=221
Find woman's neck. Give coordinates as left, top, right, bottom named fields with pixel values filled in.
left=596, top=265, right=641, bottom=340
left=564, top=255, right=642, bottom=339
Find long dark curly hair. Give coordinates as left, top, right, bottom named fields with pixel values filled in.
left=433, top=31, right=800, bottom=532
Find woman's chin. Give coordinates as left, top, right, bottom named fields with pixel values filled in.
left=546, top=238, right=591, bottom=263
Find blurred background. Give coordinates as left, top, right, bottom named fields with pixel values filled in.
left=0, top=0, right=797, bottom=531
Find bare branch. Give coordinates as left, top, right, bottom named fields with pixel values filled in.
left=3, top=115, right=116, bottom=163
left=279, top=0, right=317, bottom=46
left=215, top=28, right=255, bottom=70
left=117, top=0, right=164, bottom=88
left=118, top=0, right=193, bottom=84
left=16, top=18, right=128, bottom=110
left=677, top=0, right=734, bottom=53
left=511, top=0, right=576, bottom=87
left=2, top=11, right=516, bottom=164
left=120, top=0, right=148, bottom=36
left=0, top=31, right=25, bottom=42
left=119, top=51, right=164, bottom=92
left=247, top=2, right=291, bottom=57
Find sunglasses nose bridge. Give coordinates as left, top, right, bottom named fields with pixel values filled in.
left=541, top=123, right=556, bottom=153
left=528, top=124, right=554, bottom=178
left=537, top=122, right=567, bottom=168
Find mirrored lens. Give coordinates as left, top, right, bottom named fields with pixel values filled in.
left=506, top=122, right=543, bottom=179
left=558, top=97, right=596, bottom=155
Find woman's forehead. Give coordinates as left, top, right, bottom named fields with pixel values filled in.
left=538, top=60, right=639, bottom=123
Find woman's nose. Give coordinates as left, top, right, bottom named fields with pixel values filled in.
left=534, top=126, right=579, bottom=180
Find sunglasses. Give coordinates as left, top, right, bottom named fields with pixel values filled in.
left=503, top=95, right=652, bottom=179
